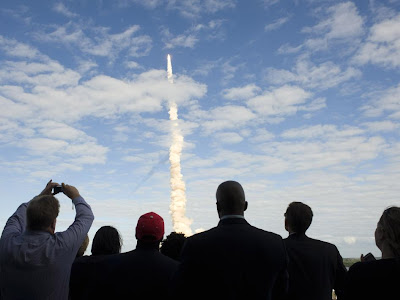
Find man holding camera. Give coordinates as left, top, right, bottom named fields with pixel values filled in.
left=0, top=180, right=94, bottom=300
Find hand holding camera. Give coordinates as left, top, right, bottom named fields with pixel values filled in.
left=51, top=182, right=81, bottom=200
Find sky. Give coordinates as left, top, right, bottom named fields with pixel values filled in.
left=0, top=0, right=399, bottom=257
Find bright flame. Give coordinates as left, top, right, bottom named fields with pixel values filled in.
left=167, top=54, right=193, bottom=236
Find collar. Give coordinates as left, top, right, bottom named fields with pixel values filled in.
left=220, top=214, right=245, bottom=221
left=23, top=229, right=53, bottom=236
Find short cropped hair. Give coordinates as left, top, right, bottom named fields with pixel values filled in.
left=26, top=195, right=60, bottom=231
left=285, top=202, right=313, bottom=234
left=160, top=232, right=186, bottom=261
left=378, top=207, right=400, bottom=257
left=91, top=226, right=122, bottom=256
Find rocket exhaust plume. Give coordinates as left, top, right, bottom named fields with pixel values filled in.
left=167, top=54, right=193, bottom=236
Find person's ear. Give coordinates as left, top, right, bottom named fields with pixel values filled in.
left=375, top=225, right=384, bottom=250
left=50, top=219, right=56, bottom=234
left=216, top=202, right=221, bottom=213
left=244, top=201, right=248, bottom=212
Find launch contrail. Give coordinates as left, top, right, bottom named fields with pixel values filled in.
left=167, top=54, right=193, bottom=236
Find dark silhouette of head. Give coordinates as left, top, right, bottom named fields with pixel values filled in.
left=216, top=181, right=248, bottom=218
left=375, top=206, right=400, bottom=258
left=26, top=195, right=60, bottom=233
left=284, top=202, right=313, bottom=234
left=91, top=226, right=122, bottom=256
left=160, top=232, right=186, bottom=261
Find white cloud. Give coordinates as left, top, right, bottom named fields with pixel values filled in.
left=353, top=13, right=400, bottom=68
left=222, top=84, right=261, bottom=101
left=265, top=16, right=290, bottom=32
left=362, top=120, right=400, bottom=132
left=247, top=85, right=312, bottom=117
left=125, top=61, right=142, bottom=69
left=162, top=28, right=198, bottom=49
left=214, top=132, right=243, bottom=144
left=281, top=125, right=364, bottom=140
left=344, top=236, right=357, bottom=245
left=0, top=60, right=81, bottom=88
left=0, top=35, right=44, bottom=59
left=53, top=3, right=78, bottom=18
left=262, top=0, right=280, bottom=8
left=361, top=84, right=400, bottom=118
left=166, top=0, right=235, bottom=19
left=265, top=56, right=361, bottom=90
left=129, top=0, right=235, bottom=18
left=0, top=39, right=207, bottom=178
left=201, top=105, right=257, bottom=134
left=302, top=2, right=364, bottom=50
left=161, top=19, right=226, bottom=49
left=35, top=24, right=152, bottom=59
left=277, top=43, right=303, bottom=55
left=0, top=69, right=206, bottom=124
left=249, top=128, right=275, bottom=143
left=262, top=135, right=386, bottom=171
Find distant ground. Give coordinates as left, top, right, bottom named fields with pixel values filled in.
left=343, top=258, right=360, bottom=268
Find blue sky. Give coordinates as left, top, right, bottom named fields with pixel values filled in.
left=1, top=0, right=400, bottom=257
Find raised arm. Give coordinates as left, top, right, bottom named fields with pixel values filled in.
left=1, top=180, right=59, bottom=240
left=58, top=183, right=94, bottom=252
left=1, top=202, right=29, bottom=239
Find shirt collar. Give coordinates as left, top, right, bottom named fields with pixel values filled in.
left=220, top=214, right=245, bottom=221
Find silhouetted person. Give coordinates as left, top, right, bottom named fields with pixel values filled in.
left=283, top=202, right=347, bottom=300
left=0, top=180, right=94, bottom=300
left=344, top=206, right=400, bottom=300
left=91, top=225, right=122, bottom=256
left=172, top=180, right=288, bottom=300
left=160, top=232, right=186, bottom=261
left=70, top=226, right=122, bottom=300
left=99, top=212, right=178, bottom=299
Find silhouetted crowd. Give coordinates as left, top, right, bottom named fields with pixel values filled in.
left=0, top=180, right=399, bottom=300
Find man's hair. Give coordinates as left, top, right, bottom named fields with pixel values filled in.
left=160, top=232, right=186, bottom=261
left=91, top=226, right=122, bottom=256
left=378, top=206, right=400, bottom=257
left=285, top=202, right=313, bottom=234
left=26, top=195, right=60, bottom=231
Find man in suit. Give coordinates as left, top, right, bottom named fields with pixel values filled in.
left=97, top=212, right=178, bottom=300
left=283, top=202, right=347, bottom=300
left=172, top=180, right=288, bottom=300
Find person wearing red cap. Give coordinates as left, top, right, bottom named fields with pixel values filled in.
left=94, top=212, right=178, bottom=300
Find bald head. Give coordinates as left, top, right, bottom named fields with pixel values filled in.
left=216, top=181, right=248, bottom=218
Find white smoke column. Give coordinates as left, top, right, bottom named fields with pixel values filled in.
left=167, top=54, right=193, bottom=236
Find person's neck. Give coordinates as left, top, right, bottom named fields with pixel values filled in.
left=26, top=227, right=54, bottom=234
left=136, top=240, right=160, bottom=250
left=381, top=242, right=396, bottom=259
left=219, top=211, right=244, bottom=218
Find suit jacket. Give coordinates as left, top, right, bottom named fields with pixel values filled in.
left=343, top=258, right=400, bottom=300
left=171, top=217, right=288, bottom=300
left=97, top=243, right=179, bottom=300
left=284, top=233, right=347, bottom=300
left=69, top=254, right=113, bottom=300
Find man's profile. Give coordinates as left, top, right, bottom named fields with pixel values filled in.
left=283, top=201, right=347, bottom=300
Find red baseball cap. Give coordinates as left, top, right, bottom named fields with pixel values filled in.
left=135, top=212, right=165, bottom=242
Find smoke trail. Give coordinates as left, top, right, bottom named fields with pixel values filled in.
left=167, top=54, right=193, bottom=236
left=132, top=153, right=170, bottom=193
